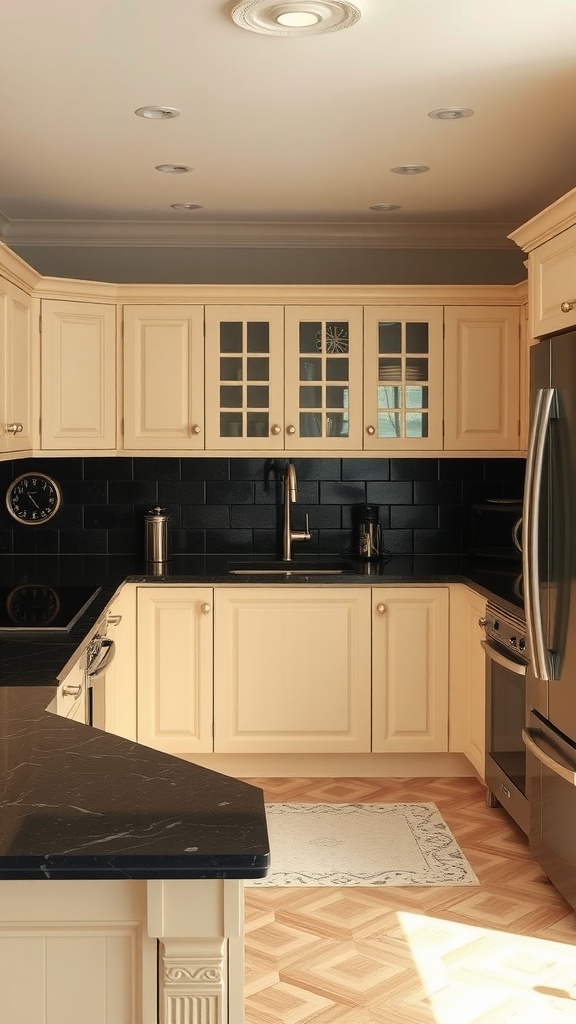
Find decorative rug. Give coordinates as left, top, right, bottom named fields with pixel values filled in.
left=246, top=802, right=480, bottom=887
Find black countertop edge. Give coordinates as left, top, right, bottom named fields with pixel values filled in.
left=0, top=861, right=269, bottom=881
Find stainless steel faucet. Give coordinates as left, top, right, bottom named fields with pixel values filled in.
left=283, top=461, right=311, bottom=560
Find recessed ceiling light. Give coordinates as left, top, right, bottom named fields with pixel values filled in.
left=370, top=204, right=402, bottom=212
left=428, top=107, right=474, bottom=120
left=276, top=9, right=320, bottom=25
left=155, top=164, right=192, bottom=174
left=135, top=106, right=181, bottom=120
left=170, top=203, right=203, bottom=211
left=391, top=164, right=429, bottom=175
left=230, top=0, right=361, bottom=35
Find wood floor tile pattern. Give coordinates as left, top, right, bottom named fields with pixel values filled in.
left=242, top=777, right=576, bottom=1024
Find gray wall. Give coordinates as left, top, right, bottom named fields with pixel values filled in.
left=10, top=245, right=526, bottom=285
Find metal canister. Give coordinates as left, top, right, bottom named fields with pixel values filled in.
left=144, top=507, right=171, bottom=564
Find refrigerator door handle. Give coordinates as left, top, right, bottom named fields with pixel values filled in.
left=522, top=727, right=576, bottom=785
left=523, top=387, right=556, bottom=682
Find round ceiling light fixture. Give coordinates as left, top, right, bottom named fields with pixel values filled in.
left=391, top=164, right=430, bottom=175
left=155, top=164, right=192, bottom=174
left=230, top=0, right=361, bottom=35
left=428, top=107, right=474, bottom=120
left=369, top=203, right=402, bottom=212
left=170, top=203, right=203, bottom=211
left=135, top=106, right=181, bottom=119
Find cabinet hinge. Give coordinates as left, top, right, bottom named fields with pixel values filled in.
left=38, top=314, right=42, bottom=334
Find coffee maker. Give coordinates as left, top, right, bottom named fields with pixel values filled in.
left=357, top=504, right=382, bottom=561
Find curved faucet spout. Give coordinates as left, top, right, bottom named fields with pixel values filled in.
left=282, top=461, right=310, bottom=560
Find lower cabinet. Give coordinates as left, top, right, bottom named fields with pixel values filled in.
left=372, top=587, right=449, bottom=752
left=134, top=583, right=453, bottom=758
left=136, top=586, right=214, bottom=753
left=448, top=584, right=486, bottom=779
left=213, top=587, right=372, bottom=753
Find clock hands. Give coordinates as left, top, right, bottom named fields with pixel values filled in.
left=27, top=492, right=40, bottom=509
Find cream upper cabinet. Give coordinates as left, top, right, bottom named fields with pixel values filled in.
left=363, top=306, right=444, bottom=450
left=372, top=587, right=449, bottom=752
left=213, top=586, right=372, bottom=753
left=444, top=306, right=520, bottom=451
left=528, top=221, right=576, bottom=337
left=40, top=299, right=116, bottom=449
left=284, top=306, right=364, bottom=450
left=448, top=584, right=486, bottom=779
left=204, top=305, right=284, bottom=449
left=0, top=279, right=33, bottom=454
left=136, top=586, right=214, bottom=753
left=123, top=304, right=204, bottom=449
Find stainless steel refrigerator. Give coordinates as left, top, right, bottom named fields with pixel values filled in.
left=523, top=332, right=576, bottom=910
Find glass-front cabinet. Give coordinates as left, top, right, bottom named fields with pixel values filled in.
left=363, top=306, right=444, bottom=450
left=284, top=306, right=363, bottom=449
left=204, top=305, right=284, bottom=449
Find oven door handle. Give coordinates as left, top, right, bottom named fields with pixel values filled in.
left=522, top=728, right=576, bottom=785
left=481, top=639, right=527, bottom=676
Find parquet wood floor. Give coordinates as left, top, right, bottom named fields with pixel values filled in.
left=242, top=777, right=576, bottom=1024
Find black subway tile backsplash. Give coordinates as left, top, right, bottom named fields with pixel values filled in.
left=0, top=456, right=525, bottom=559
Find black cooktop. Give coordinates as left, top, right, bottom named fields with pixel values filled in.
left=0, top=585, right=101, bottom=631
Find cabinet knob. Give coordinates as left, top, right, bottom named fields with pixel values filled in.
left=271, top=424, right=281, bottom=435
left=286, top=425, right=296, bottom=435
left=4, top=422, right=23, bottom=434
left=561, top=301, right=576, bottom=313
left=366, top=425, right=376, bottom=436
left=201, top=603, right=211, bottom=614
left=376, top=603, right=386, bottom=614
left=191, top=424, right=201, bottom=435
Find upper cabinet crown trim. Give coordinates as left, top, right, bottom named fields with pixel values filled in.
left=510, top=185, right=576, bottom=253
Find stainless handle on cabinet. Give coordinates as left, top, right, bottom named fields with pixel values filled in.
left=271, top=424, right=281, bottom=435
left=376, top=603, right=386, bottom=614
left=4, top=422, right=23, bottom=434
left=87, top=638, right=115, bottom=679
left=522, top=728, right=576, bottom=785
left=286, top=425, right=296, bottom=435
left=191, top=424, right=201, bottom=435
left=107, top=614, right=122, bottom=626
left=366, top=425, right=376, bottom=436
left=560, top=300, right=576, bottom=313
left=61, top=683, right=82, bottom=698
left=201, top=603, right=211, bottom=614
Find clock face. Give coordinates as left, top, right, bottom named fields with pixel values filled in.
left=6, top=473, right=62, bottom=525
left=6, top=584, right=61, bottom=626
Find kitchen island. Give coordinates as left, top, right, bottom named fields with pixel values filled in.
left=0, top=610, right=269, bottom=1024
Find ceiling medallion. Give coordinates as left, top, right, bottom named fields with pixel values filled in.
left=230, top=0, right=361, bottom=35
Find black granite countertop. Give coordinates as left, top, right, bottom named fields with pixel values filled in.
left=0, top=551, right=522, bottom=880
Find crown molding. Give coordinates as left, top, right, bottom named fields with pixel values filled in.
left=509, top=185, right=576, bottom=252
left=0, top=215, right=518, bottom=250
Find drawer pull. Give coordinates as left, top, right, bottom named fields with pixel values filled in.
left=191, top=424, right=201, bottom=435
left=561, top=300, right=576, bottom=313
left=376, top=603, right=386, bottom=614
left=4, top=422, right=23, bottom=434
left=201, top=603, right=211, bottom=614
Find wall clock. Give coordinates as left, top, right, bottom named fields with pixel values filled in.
left=6, top=584, right=61, bottom=626
left=5, top=472, right=62, bottom=525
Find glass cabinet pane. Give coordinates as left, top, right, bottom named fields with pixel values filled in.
left=374, top=320, right=430, bottom=439
left=293, top=317, right=353, bottom=440
left=217, top=320, right=272, bottom=440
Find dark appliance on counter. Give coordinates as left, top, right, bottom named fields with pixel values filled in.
left=469, top=499, right=523, bottom=561
left=0, top=585, right=101, bottom=632
left=522, top=331, right=576, bottom=911
left=356, top=504, right=383, bottom=561
left=482, top=602, right=530, bottom=834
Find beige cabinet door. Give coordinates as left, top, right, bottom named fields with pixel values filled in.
left=372, top=587, right=449, bottom=752
left=123, top=304, right=204, bottom=449
left=137, top=587, right=213, bottom=753
left=214, top=586, right=372, bottom=753
left=363, top=306, right=444, bottom=450
left=529, top=221, right=576, bottom=337
left=449, top=584, right=486, bottom=779
left=40, top=299, right=116, bottom=449
left=444, top=306, right=520, bottom=450
left=0, top=279, right=33, bottom=454
left=205, top=305, right=284, bottom=449
left=284, top=306, right=364, bottom=450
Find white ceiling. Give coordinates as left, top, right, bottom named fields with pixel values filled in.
left=2, top=0, right=576, bottom=250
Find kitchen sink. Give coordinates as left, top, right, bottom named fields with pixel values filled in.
left=228, top=559, right=357, bottom=576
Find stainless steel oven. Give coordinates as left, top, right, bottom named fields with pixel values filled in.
left=482, top=602, right=530, bottom=834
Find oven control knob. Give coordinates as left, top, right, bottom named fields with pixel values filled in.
left=509, top=636, right=517, bottom=647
